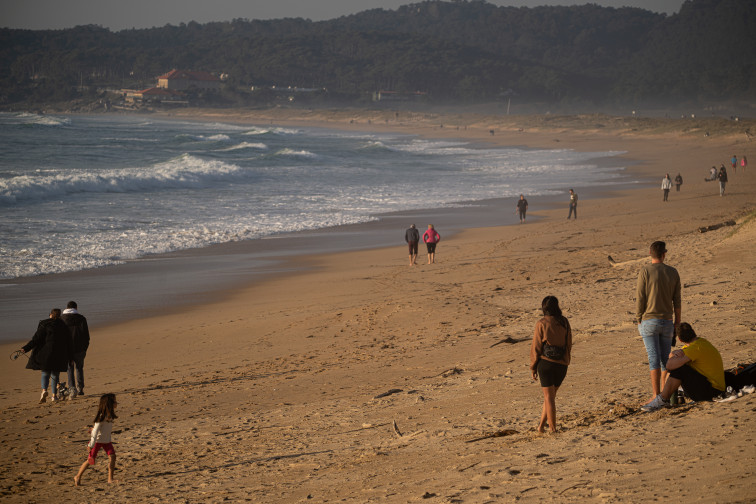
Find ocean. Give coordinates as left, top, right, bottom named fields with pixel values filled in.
left=1, top=112, right=630, bottom=341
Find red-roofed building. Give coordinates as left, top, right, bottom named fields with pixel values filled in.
left=157, top=70, right=221, bottom=91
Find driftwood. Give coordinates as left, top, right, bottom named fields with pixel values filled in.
left=465, top=429, right=518, bottom=443
left=489, top=336, right=520, bottom=348
left=392, top=420, right=403, bottom=437
left=373, top=388, right=403, bottom=399
left=698, top=220, right=736, bottom=233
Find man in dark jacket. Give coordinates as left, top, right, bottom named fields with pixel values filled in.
left=62, top=301, right=90, bottom=398
left=20, top=308, right=73, bottom=403
left=405, top=224, right=420, bottom=266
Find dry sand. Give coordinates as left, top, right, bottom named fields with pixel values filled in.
left=1, top=109, right=755, bottom=503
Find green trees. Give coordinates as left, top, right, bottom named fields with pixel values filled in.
left=1, top=0, right=753, bottom=108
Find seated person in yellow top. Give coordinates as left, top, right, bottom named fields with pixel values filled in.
left=642, top=322, right=725, bottom=411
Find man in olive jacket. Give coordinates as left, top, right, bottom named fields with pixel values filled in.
left=62, top=301, right=90, bottom=398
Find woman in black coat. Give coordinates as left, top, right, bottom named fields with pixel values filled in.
left=20, top=308, right=73, bottom=403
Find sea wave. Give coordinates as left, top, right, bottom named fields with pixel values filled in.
left=0, top=155, right=249, bottom=205
left=243, top=126, right=300, bottom=136
left=14, top=112, right=71, bottom=127
left=219, top=142, right=268, bottom=152
left=273, top=148, right=318, bottom=158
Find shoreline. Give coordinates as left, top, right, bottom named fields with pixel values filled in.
left=1, top=108, right=754, bottom=503
left=0, top=113, right=644, bottom=343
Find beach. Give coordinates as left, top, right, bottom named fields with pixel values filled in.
left=1, top=109, right=754, bottom=503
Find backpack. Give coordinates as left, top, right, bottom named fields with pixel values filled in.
left=724, top=362, right=756, bottom=391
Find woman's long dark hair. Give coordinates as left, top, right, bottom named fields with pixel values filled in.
left=93, top=393, right=117, bottom=423
left=542, top=296, right=568, bottom=328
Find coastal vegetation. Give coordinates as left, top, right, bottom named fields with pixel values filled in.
left=1, top=0, right=754, bottom=110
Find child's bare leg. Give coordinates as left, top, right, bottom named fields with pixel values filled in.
left=107, top=454, right=116, bottom=483
left=74, top=460, right=89, bottom=486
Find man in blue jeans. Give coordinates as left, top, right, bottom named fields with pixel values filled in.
left=636, top=241, right=681, bottom=407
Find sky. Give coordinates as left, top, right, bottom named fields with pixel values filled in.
left=2, top=0, right=686, bottom=31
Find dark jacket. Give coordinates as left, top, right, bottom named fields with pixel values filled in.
left=405, top=227, right=420, bottom=243
left=62, top=311, right=90, bottom=354
left=22, top=318, right=73, bottom=372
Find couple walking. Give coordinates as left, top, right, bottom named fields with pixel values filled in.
left=19, top=301, right=90, bottom=402
left=405, top=224, right=441, bottom=265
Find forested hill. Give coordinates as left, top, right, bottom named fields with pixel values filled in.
left=1, top=0, right=754, bottom=109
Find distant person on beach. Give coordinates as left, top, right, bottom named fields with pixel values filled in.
left=661, top=174, right=672, bottom=201
left=19, top=308, right=73, bottom=403
left=742, top=155, right=747, bottom=172
left=567, top=189, right=578, bottom=219
left=530, top=296, right=572, bottom=433
left=74, top=393, right=118, bottom=485
left=707, top=166, right=717, bottom=181
left=515, top=194, right=528, bottom=223
left=642, top=323, right=725, bottom=411
left=62, top=301, right=90, bottom=398
left=422, top=224, right=440, bottom=264
left=405, top=224, right=420, bottom=266
left=731, top=154, right=737, bottom=173
left=674, top=173, right=683, bottom=192
left=636, top=241, right=681, bottom=406
left=718, top=164, right=728, bottom=196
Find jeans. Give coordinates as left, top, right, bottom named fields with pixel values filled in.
left=568, top=204, right=577, bottom=219
left=40, top=370, right=60, bottom=394
left=719, top=181, right=726, bottom=196
left=639, top=319, right=674, bottom=371
left=68, top=351, right=86, bottom=393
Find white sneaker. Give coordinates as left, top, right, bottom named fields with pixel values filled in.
left=51, top=395, right=59, bottom=403
left=641, top=394, right=669, bottom=412
left=39, top=390, right=48, bottom=404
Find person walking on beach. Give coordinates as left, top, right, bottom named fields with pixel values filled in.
left=742, top=155, right=748, bottom=172
left=422, top=224, right=440, bottom=264
left=674, top=173, right=683, bottom=192
left=636, top=241, right=681, bottom=406
left=74, top=393, right=118, bottom=485
left=62, top=301, right=90, bottom=399
left=661, top=174, right=672, bottom=201
left=19, top=308, right=73, bottom=403
left=567, top=189, right=578, bottom=219
left=515, top=194, right=528, bottom=223
left=405, top=224, right=420, bottom=266
left=642, top=323, right=725, bottom=411
left=530, top=296, right=572, bottom=433
left=718, top=164, right=728, bottom=196
left=731, top=154, right=737, bottom=173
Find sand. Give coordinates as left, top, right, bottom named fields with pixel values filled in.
left=1, top=108, right=754, bottom=503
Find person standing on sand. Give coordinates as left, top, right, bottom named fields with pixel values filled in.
left=74, top=393, right=118, bottom=486
left=530, top=296, right=572, bottom=433
left=515, top=194, right=528, bottom=223
left=19, top=308, right=73, bottom=403
left=741, top=155, right=747, bottom=172
left=731, top=154, right=737, bottom=173
left=661, top=174, right=672, bottom=201
left=642, top=323, right=725, bottom=411
left=718, top=164, right=728, bottom=196
left=405, top=224, right=420, bottom=266
left=62, top=301, right=90, bottom=399
left=422, top=224, right=440, bottom=264
left=674, top=173, right=683, bottom=192
left=636, top=241, right=681, bottom=406
left=567, top=189, right=578, bottom=219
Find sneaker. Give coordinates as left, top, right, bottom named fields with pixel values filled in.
left=77, top=389, right=84, bottom=396
left=641, top=394, right=669, bottom=412
left=51, top=395, right=59, bottom=403
left=39, top=390, right=48, bottom=404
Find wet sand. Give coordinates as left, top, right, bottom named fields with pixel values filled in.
left=1, top=109, right=754, bottom=503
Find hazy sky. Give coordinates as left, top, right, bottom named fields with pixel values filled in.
left=2, top=0, right=686, bottom=31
